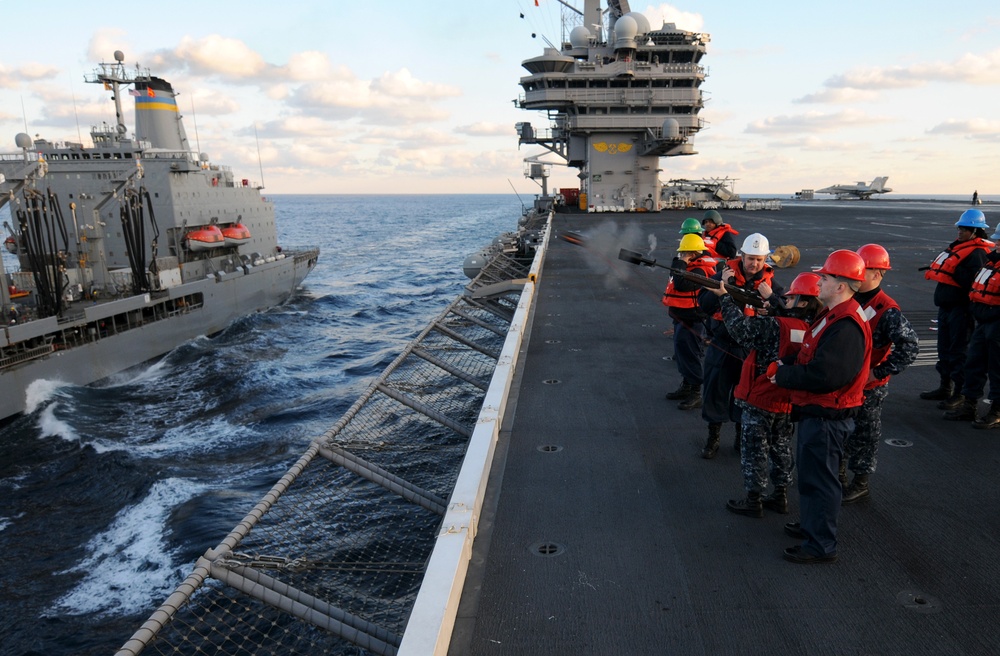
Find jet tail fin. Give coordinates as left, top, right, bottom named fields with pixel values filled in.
left=871, top=176, right=888, bottom=192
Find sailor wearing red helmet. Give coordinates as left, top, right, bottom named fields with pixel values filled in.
left=840, top=245, right=919, bottom=504
left=708, top=272, right=823, bottom=519
left=771, top=250, right=872, bottom=564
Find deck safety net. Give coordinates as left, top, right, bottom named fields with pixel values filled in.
left=115, top=215, right=548, bottom=656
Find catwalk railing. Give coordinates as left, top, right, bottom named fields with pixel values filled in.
left=114, top=215, right=550, bottom=656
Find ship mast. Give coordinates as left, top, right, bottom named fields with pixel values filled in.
left=86, top=50, right=138, bottom=138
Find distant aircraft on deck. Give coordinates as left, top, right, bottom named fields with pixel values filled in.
left=816, top=176, right=892, bottom=200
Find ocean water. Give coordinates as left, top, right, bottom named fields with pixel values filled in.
left=0, top=194, right=519, bottom=655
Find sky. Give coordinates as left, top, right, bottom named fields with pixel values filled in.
left=0, top=1, right=998, bottom=197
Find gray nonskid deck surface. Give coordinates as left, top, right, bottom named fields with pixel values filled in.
left=452, top=201, right=1000, bottom=656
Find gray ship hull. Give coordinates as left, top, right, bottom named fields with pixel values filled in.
left=1, top=249, right=317, bottom=421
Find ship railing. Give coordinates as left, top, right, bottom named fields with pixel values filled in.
left=115, top=215, right=552, bottom=656
left=0, top=343, right=55, bottom=369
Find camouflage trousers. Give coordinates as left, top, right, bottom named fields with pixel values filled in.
left=736, top=401, right=795, bottom=493
left=844, top=385, right=889, bottom=475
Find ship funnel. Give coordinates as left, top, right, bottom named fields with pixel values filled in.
left=133, top=77, right=190, bottom=151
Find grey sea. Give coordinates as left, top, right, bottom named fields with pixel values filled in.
left=0, top=194, right=518, bottom=655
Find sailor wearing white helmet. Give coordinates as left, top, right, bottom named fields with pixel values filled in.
left=696, top=233, right=783, bottom=459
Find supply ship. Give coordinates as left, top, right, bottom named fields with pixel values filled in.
left=106, top=3, right=998, bottom=655
left=0, top=51, right=318, bottom=422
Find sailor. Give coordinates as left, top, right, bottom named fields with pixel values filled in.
left=678, top=217, right=721, bottom=260
left=697, top=233, right=781, bottom=459
left=774, top=250, right=872, bottom=564
left=942, top=227, right=1000, bottom=427
left=841, top=244, right=919, bottom=504
left=708, top=272, right=823, bottom=517
left=920, top=209, right=993, bottom=408
left=701, top=210, right=739, bottom=259
left=663, top=233, right=717, bottom=410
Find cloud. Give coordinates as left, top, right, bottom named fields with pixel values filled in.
left=456, top=122, right=511, bottom=137
left=794, top=88, right=879, bottom=104
left=927, top=118, right=1000, bottom=142
left=290, top=75, right=451, bottom=125
left=0, top=63, right=61, bottom=89
left=825, top=48, right=1000, bottom=91
left=745, top=109, right=892, bottom=134
left=639, top=4, right=705, bottom=32
left=370, top=68, right=460, bottom=99
left=155, top=35, right=268, bottom=80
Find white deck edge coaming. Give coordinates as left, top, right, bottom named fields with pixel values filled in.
left=397, top=216, right=552, bottom=655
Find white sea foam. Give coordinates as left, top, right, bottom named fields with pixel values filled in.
left=45, top=477, right=209, bottom=617
left=37, top=403, right=81, bottom=444
left=24, top=378, right=67, bottom=414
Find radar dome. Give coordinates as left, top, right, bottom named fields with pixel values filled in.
left=623, top=12, right=651, bottom=35
left=662, top=119, right=680, bottom=139
left=114, top=50, right=125, bottom=62
left=569, top=25, right=591, bottom=48
left=614, top=15, right=638, bottom=49
left=14, top=133, right=32, bottom=149
left=463, top=252, right=488, bottom=279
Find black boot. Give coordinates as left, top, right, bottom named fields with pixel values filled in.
left=727, top=491, right=763, bottom=518
left=678, top=385, right=702, bottom=410
left=842, top=474, right=870, bottom=504
left=920, top=378, right=953, bottom=401
left=938, top=392, right=967, bottom=410
left=733, top=421, right=742, bottom=452
left=665, top=381, right=695, bottom=400
left=943, top=397, right=977, bottom=421
left=762, top=487, right=789, bottom=514
left=701, top=422, right=721, bottom=459
left=973, top=401, right=1000, bottom=429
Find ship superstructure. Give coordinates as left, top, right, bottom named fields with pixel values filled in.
left=515, top=0, right=709, bottom=212
left=0, top=51, right=318, bottom=421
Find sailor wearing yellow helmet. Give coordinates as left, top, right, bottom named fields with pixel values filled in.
left=663, top=232, right=717, bottom=410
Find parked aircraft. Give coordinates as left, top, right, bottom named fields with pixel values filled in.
left=816, top=176, right=892, bottom=199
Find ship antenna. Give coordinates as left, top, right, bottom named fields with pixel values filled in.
left=20, top=96, right=29, bottom=135
left=72, top=85, right=84, bottom=145
left=190, top=96, right=201, bottom=156
left=254, top=123, right=265, bottom=190
left=508, top=178, right=526, bottom=214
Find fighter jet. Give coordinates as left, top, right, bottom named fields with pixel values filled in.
left=816, top=176, right=892, bottom=200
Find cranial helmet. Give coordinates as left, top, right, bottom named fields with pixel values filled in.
left=703, top=209, right=723, bottom=225
left=784, top=272, right=822, bottom=297
left=956, top=208, right=989, bottom=229
left=856, top=244, right=891, bottom=270
left=739, top=233, right=770, bottom=256
left=816, top=249, right=866, bottom=281
left=678, top=233, right=707, bottom=252
left=679, top=218, right=704, bottom=234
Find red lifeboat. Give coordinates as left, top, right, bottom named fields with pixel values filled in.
left=185, top=225, right=224, bottom=252
left=221, top=223, right=251, bottom=247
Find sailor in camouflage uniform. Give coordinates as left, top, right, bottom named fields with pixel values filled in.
left=708, top=272, right=823, bottom=517
left=842, top=244, right=919, bottom=503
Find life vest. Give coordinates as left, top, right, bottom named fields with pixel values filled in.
left=701, top=235, right=722, bottom=260
left=859, top=289, right=900, bottom=390
left=925, top=238, right=993, bottom=288
left=735, top=317, right=808, bottom=413
left=662, top=255, right=717, bottom=309
left=970, top=259, right=1000, bottom=306
left=712, top=258, right=774, bottom=319
left=788, top=300, right=872, bottom=410
left=705, top=223, right=739, bottom=242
